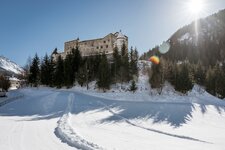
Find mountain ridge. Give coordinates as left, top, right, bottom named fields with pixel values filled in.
left=0, top=55, right=24, bottom=76
left=141, top=9, right=225, bottom=66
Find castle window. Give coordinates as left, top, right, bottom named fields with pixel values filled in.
left=101, top=46, right=103, bottom=49
left=103, top=41, right=106, bottom=43
left=106, top=45, right=108, bottom=48
left=106, top=51, right=108, bottom=53
left=97, top=46, right=99, bottom=49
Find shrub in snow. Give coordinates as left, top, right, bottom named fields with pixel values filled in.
left=129, top=80, right=138, bottom=93
left=0, top=75, right=10, bottom=92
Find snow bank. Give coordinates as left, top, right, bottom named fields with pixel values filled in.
left=70, top=78, right=225, bottom=108
left=55, top=93, right=104, bottom=150
left=70, top=60, right=224, bottom=105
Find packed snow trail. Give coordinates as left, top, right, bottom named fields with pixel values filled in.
left=0, top=88, right=75, bottom=150
left=55, top=93, right=104, bottom=150
left=0, top=89, right=24, bottom=107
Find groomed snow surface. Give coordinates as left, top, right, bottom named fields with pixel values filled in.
left=0, top=85, right=225, bottom=150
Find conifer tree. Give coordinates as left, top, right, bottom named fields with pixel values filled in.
left=77, top=66, right=86, bottom=87
left=40, top=53, right=51, bottom=85
left=72, top=47, right=82, bottom=80
left=54, top=55, right=64, bottom=88
left=205, top=63, right=225, bottom=98
left=94, top=54, right=101, bottom=77
left=175, top=62, right=194, bottom=93
left=40, top=58, right=46, bottom=85
left=206, top=67, right=216, bottom=95
left=214, top=64, right=225, bottom=98
left=133, top=47, right=139, bottom=76
left=64, top=53, right=74, bottom=88
left=129, top=47, right=139, bottom=78
left=48, top=55, right=55, bottom=87
left=97, top=53, right=111, bottom=91
left=163, top=59, right=174, bottom=83
left=89, top=54, right=101, bottom=81
left=85, top=56, right=94, bottom=81
left=77, top=59, right=88, bottom=87
left=28, top=53, right=40, bottom=87
left=112, top=46, right=121, bottom=82
left=129, top=47, right=134, bottom=76
left=149, top=58, right=165, bottom=92
left=193, top=61, right=206, bottom=86
left=120, top=43, right=130, bottom=82
left=221, top=62, right=225, bottom=98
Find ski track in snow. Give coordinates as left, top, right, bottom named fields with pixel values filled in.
left=0, top=94, right=24, bottom=107
left=55, top=93, right=105, bottom=150
left=0, top=89, right=76, bottom=150
left=97, top=101, right=212, bottom=144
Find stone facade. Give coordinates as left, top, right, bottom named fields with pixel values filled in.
left=53, top=31, right=128, bottom=60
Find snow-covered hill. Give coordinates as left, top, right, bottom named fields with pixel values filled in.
left=0, top=56, right=24, bottom=75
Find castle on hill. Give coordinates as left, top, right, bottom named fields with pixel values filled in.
left=53, top=31, right=128, bottom=60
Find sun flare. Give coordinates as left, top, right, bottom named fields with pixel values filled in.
left=187, top=0, right=204, bottom=16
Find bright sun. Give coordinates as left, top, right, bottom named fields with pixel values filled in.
left=187, top=0, right=204, bottom=16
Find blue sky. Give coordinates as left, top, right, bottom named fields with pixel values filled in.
left=1, top=0, right=225, bottom=66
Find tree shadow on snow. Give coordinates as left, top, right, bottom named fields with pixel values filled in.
left=0, top=89, right=224, bottom=127
left=71, top=92, right=225, bottom=128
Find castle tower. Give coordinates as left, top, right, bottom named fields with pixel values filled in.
left=115, top=30, right=126, bottom=51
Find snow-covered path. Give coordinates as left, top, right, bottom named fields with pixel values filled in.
left=0, top=88, right=75, bottom=150
left=0, top=88, right=225, bottom=150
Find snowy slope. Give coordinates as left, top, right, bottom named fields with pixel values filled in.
left=1, top=88, right=225, bottom=150
left=0, top=56, right=24, bottom=75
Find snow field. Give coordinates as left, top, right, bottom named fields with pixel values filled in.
left=0, top=85, right=225, bottom=150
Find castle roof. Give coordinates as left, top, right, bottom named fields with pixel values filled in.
left=117, top=31, right=126, bottom=39
left=65, top=32, right=127, bottom=44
